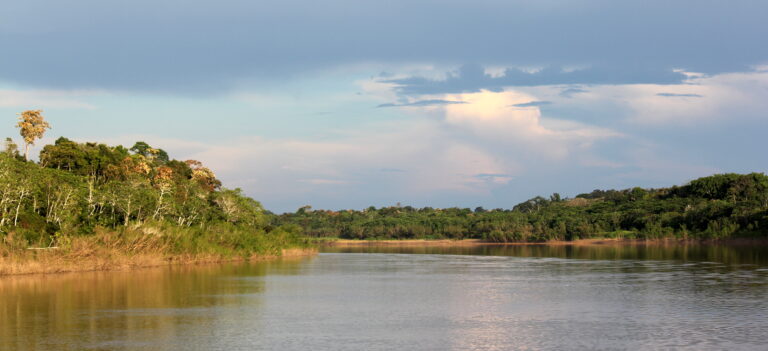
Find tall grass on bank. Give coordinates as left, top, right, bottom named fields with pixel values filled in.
left=0, top=222, right=314, bottom=276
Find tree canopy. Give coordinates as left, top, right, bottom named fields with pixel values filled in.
left=275, top=173, right=768, bottom=241
left=16, top=110, right=50, bottom=160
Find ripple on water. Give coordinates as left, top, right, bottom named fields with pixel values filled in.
left=1, top=245, right=767, bottom=351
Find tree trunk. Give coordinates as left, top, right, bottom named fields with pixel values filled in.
left=14, top=188, right=26, bottom=226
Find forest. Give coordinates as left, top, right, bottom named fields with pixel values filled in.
left=4, top=109, right=768, bottom=260
left=1, top=111, right=306, bottom=264
left=274, top=173, right=768, bottom=242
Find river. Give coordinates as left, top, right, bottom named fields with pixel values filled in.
left=2, top=243, right=767, bottom=350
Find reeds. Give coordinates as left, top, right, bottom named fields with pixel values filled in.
left=0, top=222, right=314, bottom=276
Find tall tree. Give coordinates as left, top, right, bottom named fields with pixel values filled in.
left=16, top=110, right=51, bottom=161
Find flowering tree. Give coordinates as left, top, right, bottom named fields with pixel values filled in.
left=185, top=160, right=222, bottom=191
left=16, top=110, right=51, bottom=161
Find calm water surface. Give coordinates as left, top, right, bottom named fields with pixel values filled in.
left=2, top=244, right=768, bottom=350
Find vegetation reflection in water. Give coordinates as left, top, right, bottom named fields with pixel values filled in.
left=323, top=243, right=768, bottom=266
left=1, top=245, right=767, bottom=350
left=0, top=257, right=312, bottom=351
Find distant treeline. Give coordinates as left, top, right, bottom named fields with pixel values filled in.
left=274, top=173, right=768, bottom=241
left=1, top=137, right=304, bottom=255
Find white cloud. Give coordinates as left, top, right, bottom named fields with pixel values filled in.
left=41, top=66, right=761, bottom=212
left=483, top=66, right=507, bottom=78
left=618, top=71, right=768, bottom=125
left=0, top=88, right=100, bottom=109
left=425, top=90, right=621, bottom=159
left=109, top=119, right=515, bottom=204
left=517, top=69, right=768, bottom=126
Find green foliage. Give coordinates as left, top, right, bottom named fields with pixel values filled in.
left=3, top=138, right=23, bottom=161
left=1, top=138, right=304, bottom=255
left=39, top=137, right=130, bottom=178
left=130, top=141, right=169, bottom=163
left=276, top=173, right=768, bottom=242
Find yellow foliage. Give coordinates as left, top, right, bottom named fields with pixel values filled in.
left=16, top=110, right=50, bottom=145
left=186, top=159, right=221, bottom=191
left=120, top=156, right=151, bottom=175
left=154, top=166, right=174, bottom=189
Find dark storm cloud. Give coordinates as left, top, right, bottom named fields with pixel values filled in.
left=383, top=64, right=690, bottom=96
left=1, top=0, right=766, bottom=93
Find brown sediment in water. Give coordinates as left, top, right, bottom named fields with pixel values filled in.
left=0, top=247, right=318, bottom=277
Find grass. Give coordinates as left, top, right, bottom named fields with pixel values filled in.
left=0, top=222, right=315, bottom=276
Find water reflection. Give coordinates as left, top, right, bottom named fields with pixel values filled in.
left=0, top=257, right=313, bottom=351
left=1, top=245, right=767, bottom=350
left=323, top=242, right=768, bottom=266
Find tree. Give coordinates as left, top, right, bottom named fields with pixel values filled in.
left=3, top=138, right=21, bottom=160
left=129, top=141, right=152, bottom=157
left=16, top=110, right=51, bottom=161
left=185, top=160, right=221, bottom=191
left=151, top=166, right=174, bottom=220
left=130, top=141, right=169, bottom=163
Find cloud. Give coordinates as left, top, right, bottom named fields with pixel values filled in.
left=2, top=1, right=767, bottom=93
left=491, top=68, right=768, bottom=126
left=511, top=100, right=552, bottom=108
left=559, top=87, right=589, bottom=97
left=380, top=168, right=406, bottom=173
left=377, top=99, right=466, bottom=108
left=618, top=70, right=768, bottom=125
left=299, top=178, right=349, bottom=185
left=121, top=119, right=516, bottom=210
left=0, top=88, right=99, bottom=109
left=474, top=173, right=514, bottom=184
left=382, top=64, right=690, bottom=96
left=97, top=89, right=626, bottom=212
left=656, top=93, right=703, bottom=98
left=436, top=90, right=621, bottom=159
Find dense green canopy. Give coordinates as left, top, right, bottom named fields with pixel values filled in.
left=0, top=138, right=299, bottom=253
left=275, top=173, right=768, bottom=241
left=4, top=135, right=766, bottom=247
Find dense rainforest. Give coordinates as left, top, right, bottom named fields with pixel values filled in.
left=0, top=135, right=305, bottom=259
left=3, top=109, right=767, bottom=261
left=274, top=173, right=768, bottom=242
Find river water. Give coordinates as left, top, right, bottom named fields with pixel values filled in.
left=2, top=243, right=767, bottom=350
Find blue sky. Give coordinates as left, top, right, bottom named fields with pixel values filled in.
left=1, top=0, right=767, bottom=212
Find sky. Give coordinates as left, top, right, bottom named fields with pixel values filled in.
left=1, top=0, right=767, bottom=213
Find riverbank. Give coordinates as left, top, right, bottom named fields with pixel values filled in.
left=325, top=237, right=768, bottom=247
left=0, top=224, right=316, bottom=276
left=3, top=248, right=319, bottom=277
left=0, top=247, right=317, bottom=276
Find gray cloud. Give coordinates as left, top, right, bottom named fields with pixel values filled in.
left=657, top=93, right=704, bottom=98
left=377, top=99, right=466, bottom=108
left=380, top=168, right=407, bottom=173
left=1, top=1, right=766, bottom=93
left=512, top=101, right=553, bottom=108
left=475, top=173, right=513, bottom=179
left=384, top=64, right=689, bottom=96
left=560, top=87, right=589, bottom=97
